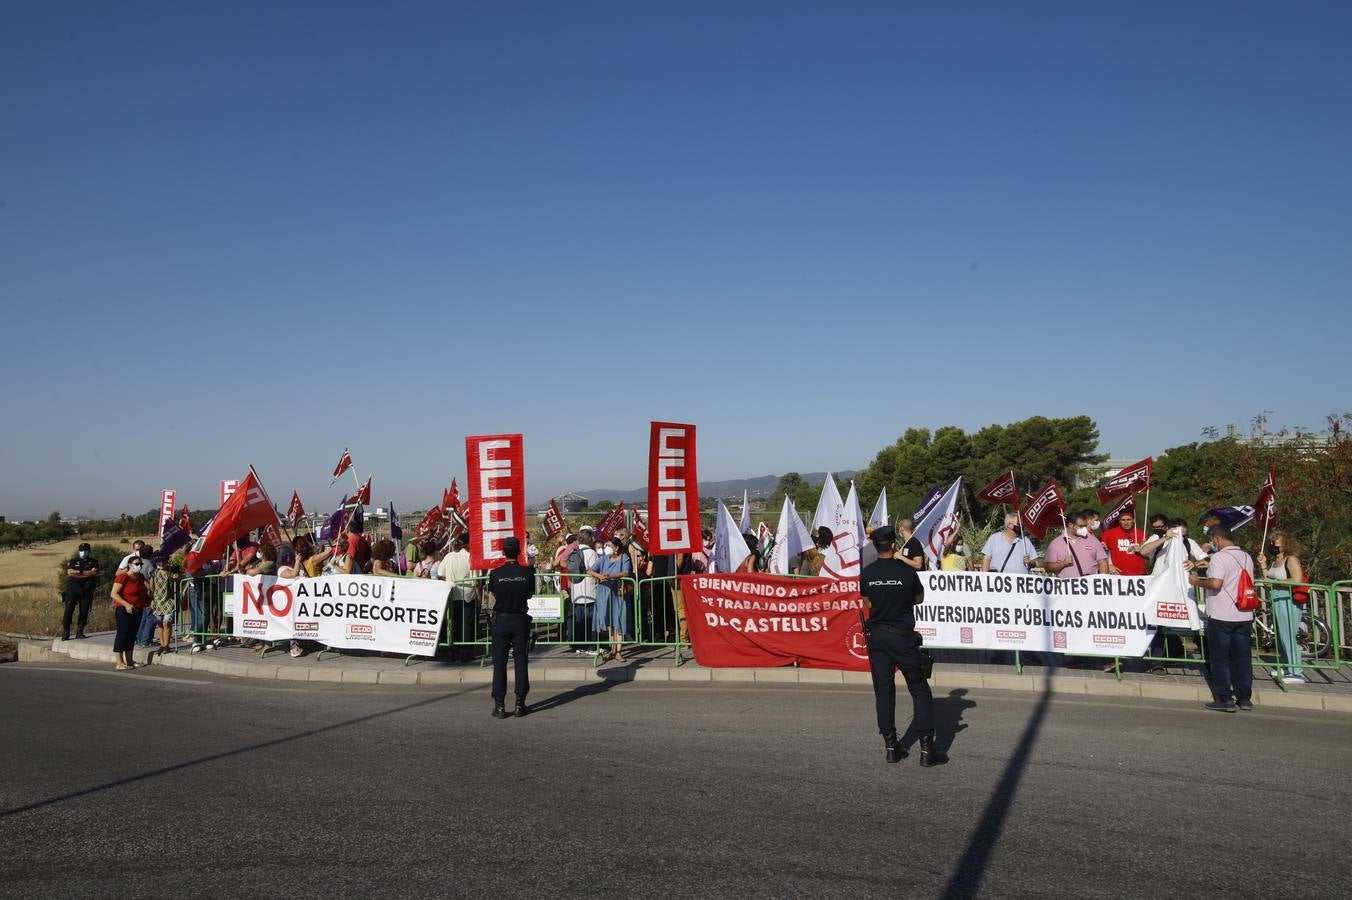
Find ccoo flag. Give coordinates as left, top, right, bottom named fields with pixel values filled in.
left=977, top=471, right=1020, bottom=508
left=915, top=478, right=963, bottom=567
left=1097, top=457, right=1153, bottom=505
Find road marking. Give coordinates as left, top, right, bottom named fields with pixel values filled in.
left=0, top=666, right=212, bottom=686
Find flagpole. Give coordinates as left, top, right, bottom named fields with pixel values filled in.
left=248, top=465, right=296, bottom=548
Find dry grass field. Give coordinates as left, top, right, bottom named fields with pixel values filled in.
left=0, top=534, right=155, bottom=636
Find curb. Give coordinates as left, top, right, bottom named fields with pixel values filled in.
left=35, top=637, right=1352, bottom=714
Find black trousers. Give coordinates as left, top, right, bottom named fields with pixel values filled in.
left=62, top=593, right=94, bottom=637
left=491, top=612, right=531, bottom=703
left=867, top=626, right=934, bottom=737
left=112, top=606, right=139, bottom=653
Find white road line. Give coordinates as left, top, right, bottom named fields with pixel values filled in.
left=0, top=666, right=212, bottom=686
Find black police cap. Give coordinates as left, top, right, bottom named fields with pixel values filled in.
left=871, top=526, right=897, bottom=545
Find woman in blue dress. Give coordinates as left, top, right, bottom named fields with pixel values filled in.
left=589, top=537, right=632, bottom=661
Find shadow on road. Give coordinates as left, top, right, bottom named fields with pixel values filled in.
left=939, top=671, right=1057, bottom=900
left=527, top=668, right=629, bottom=714
left=0, top=689, right=472, bottom=820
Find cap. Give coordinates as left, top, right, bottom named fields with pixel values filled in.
left=78, top=542, right=91, bottom=551
left=501, top=536, right=521, bottom=558
left=579, top=525, right=594, bottom=534
left=871, top=525, right=897, bottom=545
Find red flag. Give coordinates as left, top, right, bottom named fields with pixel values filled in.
left=593, top=502, right=627, bottom=543
left=465, top=434, right=526, bottom=568
left=647, top=421, right=701, bottom=554
left=631, top=510, right=648, bottom=549
left=1255, top=466, right=1277, bottom=532
left=354, top=476, right=372, bottom=506
left=178, top=506, right=193, bottom=535
left=1020, top=480, right=1065, bottom=541
left=260, top=522, right=284, bottom=550
left=976, top=471, right=1019, bottom=508
left=447, top=478, right=462, bottom=512
left=186, top=470, right=282, bottom=573
left=287, top=491, right=305, bottom=527
left=415, top=506, right=444, bottom=538
left=541, top=499, right=567, bottom=539
left=1097, top=457, right=1153, bottom=504
left=1102, top=493, right=1136, bottom=531
left=331, top=449, right=353, bottom=483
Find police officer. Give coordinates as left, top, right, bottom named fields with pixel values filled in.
left=488, top=536, right=535, bottom=719
left=860, top=526, right=947, bottom=767
left=62, top=542, right=99, bottom=641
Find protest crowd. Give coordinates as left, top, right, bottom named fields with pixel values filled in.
left=74, top=441, right=1324, bottom=717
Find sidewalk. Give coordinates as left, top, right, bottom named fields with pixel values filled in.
left=28, top=633, right=1352, bottom=713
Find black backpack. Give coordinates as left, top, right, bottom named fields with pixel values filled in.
left=566, top=547, right=589, bottom=577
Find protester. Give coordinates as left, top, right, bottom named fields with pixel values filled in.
left=117, top=540, right=148, bottom=572
left=413, top=541, right=440, bottom=578
left=896, top=519, right=926, bottom=571
left=981, top=514, right=1038, bottom=574
left=1259, top=531, right=1307, bottom=685
left=1043, top=512, right=1109, bottom=578
left=340, top=518, right=372, bottom=574
left=438, top=534, right=480, bottom=652
left=110, top=553, right=150, bottom=670
left=740, top=533, right=760, bottom=573
left=149, top=558, right=177, bottom=652
left=939, top=529, right=968, bottom=572
left=370, top=539, right=400, bottom=576
left=1100, top=509, right=1148, bottom=577
left=246, top=544, right=278, bottom=576
left=589, top=536, right=632, bottom=661
left=563, top=528, right=599, bottom=652
left=1189, top=524, right=1256, bottom=712
left=799, top=526, right=831, bottom=576
left=61, top=542, right=99, bottom=641
left=129, top=544, right=159, bottom=648
left=1138, top=513, right=1172, bottom=572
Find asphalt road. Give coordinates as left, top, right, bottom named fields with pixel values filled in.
left=1, top=662, right=1349, bottom=899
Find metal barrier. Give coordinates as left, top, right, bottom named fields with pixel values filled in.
left=1253, top=579, right=1340, bottom=674
left=1332, top=581, right=1352, bottom=662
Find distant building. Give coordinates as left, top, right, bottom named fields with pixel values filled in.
left=558, top=492, right=588, bottom=514
left=1073, top=458, right=1141, bottom=491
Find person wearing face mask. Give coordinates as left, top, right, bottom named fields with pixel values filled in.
left=1259, top=531, right=1308, bottom=685
left=1043, top=512, right=1109, bottom=578
left=1136, top=514, right=1172, bottom=572
left=62, top=543, right=100, bottom=641
left=1079, top=508, right=1120, bottom=575
left=939, top=527, right=969, bottom=571
left=1100, top=509, right=1148, bottom=577
left=487, top=536, right=536, bottom=718
left=110, top=554, right=150, bottom=670
left=981, top=514, right=1038, bottom=575
left=588, top=537, right=632, bottom=661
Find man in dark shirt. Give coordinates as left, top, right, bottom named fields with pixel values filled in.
left=860, top=526, right=946, bottom=767
left=62, top=543, right=100, bottom=640
left=488, top=536, right=535, bottom=719
left=896, top=518, right=927, bottom=571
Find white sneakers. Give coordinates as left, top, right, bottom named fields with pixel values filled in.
left=1281, top=673, right=1306, bottom=685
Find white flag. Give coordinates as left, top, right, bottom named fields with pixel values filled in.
left=713, top=499, right=752, bottom=574
left=812, top=473, right=862, bottom=579
left=1143, top=535, right=1203, bottom=630
left=739, top=490, right=751, bottom=536
left=812, top=473, right=843, bottom=533
left=915, top=477, right=963, bottom=567
left=770, top=496, right=813, bottom=574
left=844, top=481, right=866, bottom=552
left=868, top=487, right=889, bottom=529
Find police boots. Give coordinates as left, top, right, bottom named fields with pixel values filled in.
left=883, top=732, right=904, bottom=764
left=492, top=701, right=510, bottom=719
left=514, top=699, right=529, bottom=718
left=919, top=735, right=948, bottom=767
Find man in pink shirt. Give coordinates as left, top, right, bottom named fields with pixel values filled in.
left=1189, top=524, right=1256, bottom=712
left=1043, top=512, right=1109, bottom=578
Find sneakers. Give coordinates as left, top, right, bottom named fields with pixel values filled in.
left=1205, top=700, right=1238, bottom=713
left=289, top=641, right=304, bottom=659
left=190, top=643, right=205, bottom=654
left=1236, top=699, right=1254, bottom=710
left=919, top=735, right=948, bottom=767
left=1282, top=674, right=1306, bottom=685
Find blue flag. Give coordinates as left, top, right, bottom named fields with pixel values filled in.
left=912, top=485, right=944, bottom=523
left=152, top=517, right=192, bottom=565
left=1200, top=506, right=1255, bottom=531
left=389, top=502, right=402, bottom=543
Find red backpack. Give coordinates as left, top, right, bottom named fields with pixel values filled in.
left=1235, top=565, right=1259, bottom=612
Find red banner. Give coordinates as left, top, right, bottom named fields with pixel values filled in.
left=415, top=506, right=443, bottom=538
left=631, top=510, right=648, bottom=550
left=680, top=573, right=868, bottom=671
left=354, top=476, right=372, bottom=506
left=260, top=522, right=284, bottom=550
left=159, top=489, right=177, bottom=537
left=1255, top=466, right=1277, bottom=533
left=465, top=433, right=526, bottom=569
left=1097, top=457, right=1153, bottom=504
left=1020, top=480, right=1064, bottom=541
left=976, top=471, right=1018, bottom=508
left=220, top=479, right=239, bottom=507
left=1102, top=493, right=1135, bottom=531
left=287, top=491, right=305, bottom=527
left=542, top=499, right=567, bottom=539
left=188, top=471, right=282, bottom=573
left=593, top=502, right=626, bottom=543
left=331, top=449, right=353, bottom=481
left=648, top=421, right=701, bottom=554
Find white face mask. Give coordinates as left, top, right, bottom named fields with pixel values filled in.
left=1075, top=527, right=1089, bottom=538
left=955, top=544, right=965, bottom=554
left=1090, top=520, right=1100, bottom=531
left=79, top=550, right=88, bottom=558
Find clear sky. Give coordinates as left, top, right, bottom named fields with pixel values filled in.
left=3, top=1, right=1350, bottom=519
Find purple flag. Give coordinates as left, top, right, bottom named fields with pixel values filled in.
left=1199, top=506, right=1255, bottom=531
left=151, top=517, right=193, bottom=565
left=319, top=496, right=349, bottom=542
left=911, top=486, right=944, bottom=524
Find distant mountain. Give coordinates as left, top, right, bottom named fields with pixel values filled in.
left=554, top=471, right=858, bottom=507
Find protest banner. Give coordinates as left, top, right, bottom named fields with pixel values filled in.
left=648, top=421, right=701, bottom=554
left=220, top=479, right=239, bottom=507
left=231, top=573, right=448, bottom=656
left=158, top=490, right=176, bottom=536
left=681, top=571, right=1170, bottom=669
left=542, top=499, right=567, bottom=539
left=465, top=433, right=526, bottom=569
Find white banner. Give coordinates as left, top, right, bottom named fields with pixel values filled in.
left=231, top=574, right=448, bottom=656
left=915, top=571, right=1168, bottom=655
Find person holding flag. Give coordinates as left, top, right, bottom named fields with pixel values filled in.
left=1100, top=500, right=1148, bottom=577
left=981, top=513, right=1038, bottom=574
left=1043, top=511, right=1109, bottom=578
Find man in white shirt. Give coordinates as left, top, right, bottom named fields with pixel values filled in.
left=565, top=527, right=599, bottom=653
left=981, top=514, right=1038, bottom=574
left=436, top=535, right=480, bottom=655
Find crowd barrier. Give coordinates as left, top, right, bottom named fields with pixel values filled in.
left=160, top=570, right=1346, bottom=683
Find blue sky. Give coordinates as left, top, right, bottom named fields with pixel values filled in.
left=3, top=1, right=1350, bottom=519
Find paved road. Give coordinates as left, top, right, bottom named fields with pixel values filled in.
left=2, top=661, right=1349, bottom=899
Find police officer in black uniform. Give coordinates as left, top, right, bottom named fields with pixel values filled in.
left=62, top=542, right=100, bottom=641
left=860, top=526, right=947, bottom=766
left=488, top=536, right=535, bottom=719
